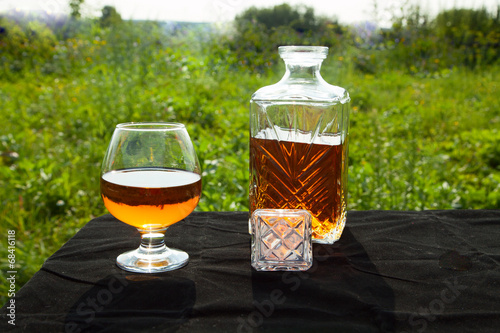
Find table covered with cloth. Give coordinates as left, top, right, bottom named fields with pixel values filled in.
left=1, top=210, right=499, bottom=332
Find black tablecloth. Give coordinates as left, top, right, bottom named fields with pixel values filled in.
left=1, top=210, right=500, bottom=332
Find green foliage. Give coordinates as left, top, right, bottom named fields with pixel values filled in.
left=434, top=8, right=500, bottom=67
left=345, top=68, right=500, bottom=210
left=435, top=8, right=495, bottom=45
left=0, top=17, right=57, bottom=76
left=100, top=6, right=123, bottom=28
left=381, top=6, right=500, bottom=72
left=223, top=4, right=345, bottom=71
left=69, top=0, right=85, bottom=19
left=236, top=4, right=318, bottom=33
left=225, top=4, right=499, bottom=74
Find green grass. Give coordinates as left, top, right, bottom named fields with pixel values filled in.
left=344, top=66, right=500, bottom=210
left=0, top=20, right=499, bottom=306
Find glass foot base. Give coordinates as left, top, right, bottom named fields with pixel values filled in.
left=116, top=246, right=189, bottom=273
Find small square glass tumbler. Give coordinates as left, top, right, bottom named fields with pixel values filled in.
left=251, top=209, right=313, bottom=271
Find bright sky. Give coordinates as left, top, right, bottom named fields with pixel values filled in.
left=0, top=0, right=498, bottom=26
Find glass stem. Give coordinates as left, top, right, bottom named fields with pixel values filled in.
left=138, top=228, right=168, bottom=254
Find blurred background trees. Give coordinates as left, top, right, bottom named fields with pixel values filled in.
left=212, top=4, right=345, bottom=71
left=1, top=2, right=498, bottom=76
left=222, top=3, right=500, bottom=73
left=100, top=5, right=122, bottom=28
left=69, top=0, right=85, bottom=20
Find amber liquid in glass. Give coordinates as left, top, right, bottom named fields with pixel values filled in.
left=101, top=168, right=202, bottom=229
left=250, top=136, right=344, bottom=240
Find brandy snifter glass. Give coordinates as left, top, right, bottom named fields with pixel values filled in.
left=101, top=122, right=201, bottom=273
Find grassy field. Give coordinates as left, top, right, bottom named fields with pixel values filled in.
left=0, top=12, right=499, bottom=304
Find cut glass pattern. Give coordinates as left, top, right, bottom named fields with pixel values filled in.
left=251, top=209, right=312, bottom=271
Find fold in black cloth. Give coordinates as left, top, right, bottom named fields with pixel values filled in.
left=1, top=210, right=499, bottom=332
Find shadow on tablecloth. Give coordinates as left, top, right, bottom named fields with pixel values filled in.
left=247, top=227, right=395, bottom=332
left=64, top=274, right=195, bottom=333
